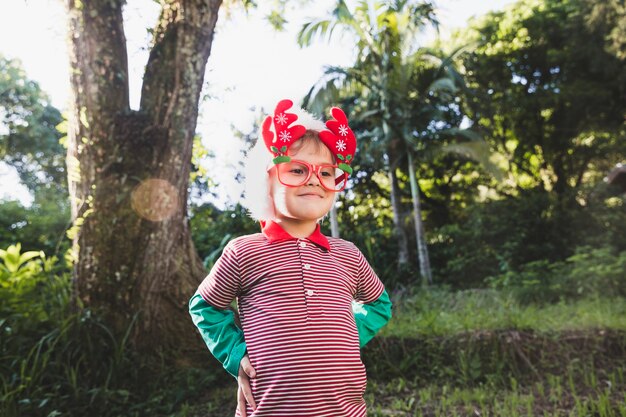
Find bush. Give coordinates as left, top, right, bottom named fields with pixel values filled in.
left=486, top=246, right=626, bottom=304
left=560, top=246, right=626, bottom=298
left=0, top=243, right=70, bottom=327
left=429, top=187, right=626, bottom=290
left=0, top=244, right=215, bottom=417
left=429, top=189, right=565, bottom=289
left=1, top=243, right=72, bottom=416
left=0, top=190, right=71, bottom=257
left=190, top=202, right=257, bottom=262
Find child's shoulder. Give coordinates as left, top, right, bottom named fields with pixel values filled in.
left=227, top=232, right=266, bottom=249
left=327, top=236, right=362, bottom=255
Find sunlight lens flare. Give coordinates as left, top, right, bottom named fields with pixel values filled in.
left=131, top=178, right=179, bottom=222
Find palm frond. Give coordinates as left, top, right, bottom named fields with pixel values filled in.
left=439, top=141, right=504, bottom=181
left=441, top=127, right=482, bottom=142
left=297, top=19, right=332, bottom=47
left=302, top=72, right=346, bottom=116
left=427, top=77, right=458, bottom=95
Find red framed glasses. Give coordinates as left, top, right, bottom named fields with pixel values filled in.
left=273, top=160, right=348, bottom=192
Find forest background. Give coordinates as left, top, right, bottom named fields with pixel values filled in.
left=1, top=0, right=625, bottom=416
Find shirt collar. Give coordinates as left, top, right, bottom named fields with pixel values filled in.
left=260, top=220, right=330, bottom=251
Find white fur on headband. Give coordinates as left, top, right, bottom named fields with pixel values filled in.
left=242, top=138, right=274, bottom=221
left=268, top=105, right=327, bottom=136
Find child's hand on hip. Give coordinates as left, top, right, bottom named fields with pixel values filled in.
left=237, top=354, right=257, bottom=416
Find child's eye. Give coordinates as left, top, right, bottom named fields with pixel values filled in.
left=320, top=170, right=333, bottom=177
left=290, top=168, right=305, bottom=175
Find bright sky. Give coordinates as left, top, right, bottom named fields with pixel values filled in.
left=0, top=0, right=515, bottom=207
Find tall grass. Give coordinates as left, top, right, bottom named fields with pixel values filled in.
left=0, top=244, right=216, bottom=417
left=383, top=288, right=626, bottom=337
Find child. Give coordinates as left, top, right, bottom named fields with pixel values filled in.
left=189, top=99, right=392, bottom=417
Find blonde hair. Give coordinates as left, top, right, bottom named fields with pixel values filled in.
left=241, top=107, right=335, bottom=222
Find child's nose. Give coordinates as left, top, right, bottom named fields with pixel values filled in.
left=307, top=171, right=322, bottom=186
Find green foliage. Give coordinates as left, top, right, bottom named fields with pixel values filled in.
left=565, top=247, right=626, bottom=297
left=428, top=184, right=626, bottom=290
left=0, top=54, right=66, bottom=193
left=573, top=182, right=626, bottom=252
left=457, top=0, right=626, bottom=197
left=204, top=233, right=232, bottom=270
left=487, top=246, right=626, bottom=304
left=0, top=243, right=69, bottom=327
left=0, top=243, right=72, bottom=416
left=2, top=312, right=218, bottom=417
left=298, top=1, right=501, bottom=279
left=412, top=0, right=626, bottom=290
left=0, top=244, right=217, bottom=417
left=0, top=55, right=70, bottom=256
left=188, top=135, right=220, bottom=203
left=304, top=0, right=626, bottom=286
left=300, top=0, right=475, bottom=164
left=0, top=188, right=71, bottom=256
left=589, top=0, right=626, bottom=61
left=365, top=287, right=626, bottom=402
left=429, top=189, right=564, bottom=288
left=189, top=202, right=258, bottom=262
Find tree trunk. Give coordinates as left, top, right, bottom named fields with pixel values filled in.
left=330, top=203, right=340, bottom=238
left=65, top=0, right=222, bottom=355
left=388, top=162, right=410, bottom=267
left=382, top=113, right=410, bottom=268
left=407, top=151, right=432, bottom=286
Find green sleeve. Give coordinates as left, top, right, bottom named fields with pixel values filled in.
left=189, top=292, right=246, bottom=378
left=352, top=289, right=392, bottom=348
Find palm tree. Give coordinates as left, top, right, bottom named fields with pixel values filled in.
left=299, top=0, right=438, bottom=271
left=299, top=0, right=499, bottom=284
left=390, top=46, right=501, bottom=286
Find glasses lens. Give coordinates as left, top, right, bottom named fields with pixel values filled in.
left=277, top=161, right=310, bottom=186
left=276, top=161, right=347, bottom=191
left=318, top=165, right=346, bottom=191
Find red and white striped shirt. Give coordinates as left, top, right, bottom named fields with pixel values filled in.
left=198, top=221, right=385, bottom=417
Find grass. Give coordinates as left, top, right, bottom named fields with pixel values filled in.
left=0, top=311, right=218, bottom=417
left=171, top=365, right=626, bottom=417
left=383, top=289, right=626, bottom=337
left=357, top=290, right=626, bottom=416
left=365, top=364, right=626, bottom=417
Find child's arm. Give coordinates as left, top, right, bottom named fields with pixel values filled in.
left=189, top=292, right=247, bottom=378
left=190, top=239, right=257, bottom=414
left=352, top=244, right=393, bottom=347
left=352, top=289, right=392, bottom=348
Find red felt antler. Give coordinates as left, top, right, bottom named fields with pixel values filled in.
left=319, top=107, right=357, bottom=174
left=262, top=99, right=306, bottom=164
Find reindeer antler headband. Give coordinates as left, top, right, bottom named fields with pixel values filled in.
left=262, top=99, right=357, bottom=175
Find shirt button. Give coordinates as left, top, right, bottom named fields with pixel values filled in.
left=306, top=289, right=315, bottom=296
left=303, top=264, right=311, bottom=270
left=299, top=241, right=307, bottom=248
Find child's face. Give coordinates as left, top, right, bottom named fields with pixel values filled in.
left=269, top=140, right=336, bottom=225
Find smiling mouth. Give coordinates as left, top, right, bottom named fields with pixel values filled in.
left=298, top=193, right=324, bottom=198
